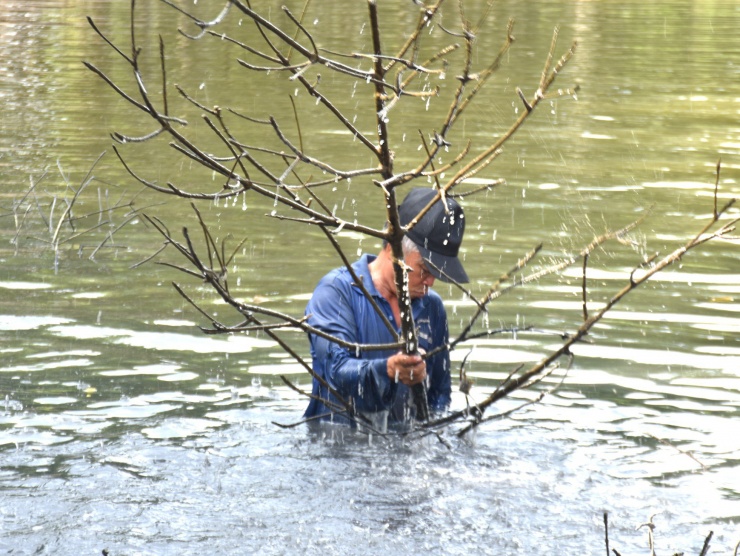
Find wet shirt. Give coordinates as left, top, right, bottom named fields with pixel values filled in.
left=303, top=254, right=451, bottom=425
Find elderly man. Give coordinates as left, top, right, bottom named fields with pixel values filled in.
left=303, top=187, right=468, bottom=427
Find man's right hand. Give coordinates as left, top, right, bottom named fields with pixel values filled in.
left=386, top=352, right=427, bottom=386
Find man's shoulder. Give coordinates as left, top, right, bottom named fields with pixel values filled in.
left=314, top=256, right=372, bottom=292
left=308, top=261, right=367, bottom=311
left=424, top=287, right=445, bottom=306
left=314, top=264, right=354, bottom=292
left=421, top=288, right=447, bottom=320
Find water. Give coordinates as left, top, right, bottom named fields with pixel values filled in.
left=2, top=1, right=739, bottom=554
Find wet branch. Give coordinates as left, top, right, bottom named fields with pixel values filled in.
left=449, top=197, right=737, bottom=436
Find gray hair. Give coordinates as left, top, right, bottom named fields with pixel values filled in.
left=382, top=234, right=420, bottom=256
left=401, top=235, right=420, bottom=256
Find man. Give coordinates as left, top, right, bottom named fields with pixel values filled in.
left=303, top=187, right=468, bottom=427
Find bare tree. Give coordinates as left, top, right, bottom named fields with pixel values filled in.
left=1, top=152, right=151, bottom=270
left=83, top=0, right=737, bottom=437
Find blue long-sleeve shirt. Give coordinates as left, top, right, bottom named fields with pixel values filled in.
left=303, top=254, right=451, bottom=425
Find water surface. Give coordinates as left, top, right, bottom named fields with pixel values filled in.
left=1, top=1, right=739, bottom=554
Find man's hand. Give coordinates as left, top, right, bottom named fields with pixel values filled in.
left=386, top=352, right=427, bottom=386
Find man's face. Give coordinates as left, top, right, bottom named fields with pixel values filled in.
left=404, top=250, right=435, bottom=299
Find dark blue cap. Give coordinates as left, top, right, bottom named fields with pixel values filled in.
left=399, top=188, right=468, bottom=284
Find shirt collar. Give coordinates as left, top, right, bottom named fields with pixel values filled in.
left=352, top=254, right=381, bottom=297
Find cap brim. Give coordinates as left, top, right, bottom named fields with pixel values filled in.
left=419, top=245, right=469, bottom=284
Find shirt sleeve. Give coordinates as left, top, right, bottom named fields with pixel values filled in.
left=425, top=295, right=452, bottom=412
left=306, top=275, right=397, bottom=413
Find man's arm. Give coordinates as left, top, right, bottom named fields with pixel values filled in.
left=425, top=295, right=452, bottom=412
left=307, top=277, right=397, bottom=413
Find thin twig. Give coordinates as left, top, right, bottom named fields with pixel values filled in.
left=714, top=158, right=721, bottom=219
left=699, top=531, right=714, bottom=556
left=645, top=433, right=708, bottom=471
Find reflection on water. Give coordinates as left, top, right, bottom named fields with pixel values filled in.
left=2, top=0, right=740, bottom=553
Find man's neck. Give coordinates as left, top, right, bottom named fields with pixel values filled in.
left=368, top=247, right=397, bottom=303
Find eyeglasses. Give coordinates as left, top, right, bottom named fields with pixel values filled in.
left=410, top=262, right=432, bottom=281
